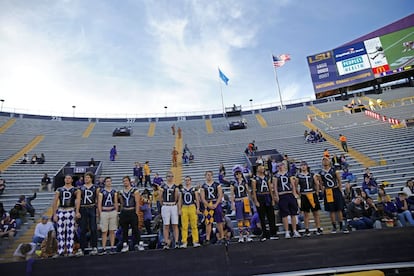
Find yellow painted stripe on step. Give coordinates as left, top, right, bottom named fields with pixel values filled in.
left=0, top=135, right=45, bottom=172
left=205, top=119, right=213, bottom=133
left=147, top=122, right=156, bottom=137
left=302, top=121, right=377, bottom=168
left=0, top=118, right=16, bottom=134
left=170, top=131, right=183, bottom=184
left=82, top=122, right=96, bottom=138
left=255, top=114, right=268, bottom=128
left=308, top=106, right=328, bottom=118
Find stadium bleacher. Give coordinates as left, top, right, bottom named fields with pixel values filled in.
left=0, top=86, right=413, bottom=264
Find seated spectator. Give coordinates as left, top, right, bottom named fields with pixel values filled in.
left=342, top=168, right=357, bottom=183
left=32, top=215, right=54, bottom=244
left=303, top=130, right=309, bottom=139
left=183, top=144, right=190, bottom=154
left=347, top=197, right=373, bottom=230
left=30, top=154, right=38, bottom=164
left=0, top=213, right=17, bottom=241
left=377, top=186, right=390, bottom=203
left=382, top=196, right=401, bottom=226
left=218, top=171, right=231, bottom=187
left=10, top=203, right=26, bottom=227
left=402, top=179, right=414, bottom=207
left=40, top=230, right=58, bottom=258
left=340, top=154, right=349, bottom=170
left=343, top=181, right=356, bottom=206
left=152, top=173, right=163, bottom=186
left=37, top=153, right=45, bottom=164
left=95, top=177, right=105, bottom=190
left=189, top=153, right=194, bottom=163
left=88, top=158, right=96, bottom=167
left=362, top=176, right=378, bottom=196
left=363, top=168, right=376, bottom=182
left=182, top=152, right=189, bottom=165
left=20, top=154, right=29, bottom=164
left=0, top=177, right=5, bottom=195
left=40, top=173, right=52, bottom=192
left=315, top=129, right=326, bottom=142
left=13, top=243, right=36, bottom=261
left=305, top=133, right=315, bottom=143
left=18, top=193, right=36, bottom=218
left=395, top=192, right=414, bottom=226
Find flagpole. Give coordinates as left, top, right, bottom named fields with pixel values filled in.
left=220, top=80, right=225, bottom=115
left=272, top=60, right=284, bottom=108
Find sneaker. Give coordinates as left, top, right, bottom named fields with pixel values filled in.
left=193, top=242, right=201, bottom=248
left=246, top=237, right=253, bottom=242
left=304, top=230, right=311, bottom=237
left=180, top=243, right=187, bottom=249
left=342, top=227, right=350, bottom=234
left=68, top=253, right=75, bottom=257
left=293, top=231, right=301, bottom=238
left=260, top=237, right=267, bottom=242
left=238, top=236, right=244, bottom=243
left=121, top=242, right=129, bottom=253
left=174, top=244, right=179, bottom=249
left=269, top=236, right=279, bottom=240
left=138, top=242, right=145, bottom=251
left=98, top=248, right=107, bottom=255
left=90, top=247, right=98, bottom=256
left=203, top=240, right=210, bottom=246
left=52, top=254, right=59, bottom=259
left=163, top=243, right=170, bottom=250
left=316, top=228, right=323, bottom=235
left=285, top=232, right=291, bottom=239
left=110, top=247, right=117, bottom=255
left=331, top=228, right=337, bottom=234
left=75, top=249, right=84, bottom=257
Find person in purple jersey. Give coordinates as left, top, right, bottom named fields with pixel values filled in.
left=52, top=174, right=77, bottom=257
left=296, top=161, right=322, bottom=236
left=200, top=171, right=224, bottom=245
left=230, top=165, right=253, bottom=243
left=315, top=157, right=348, bottom=234
left=273, top=162, right=301, bottom=239
left=75, top=171, right=99, bottom=256
left=98, top=176, right=118, bottom=254
left=251, top=165, right=278, bottom=241
left=110, top=145, right=117, bottom=161
left=159, top=171, right=180, bottom=249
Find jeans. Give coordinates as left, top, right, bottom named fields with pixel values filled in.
left=397, top=210, right=414, bottom=226
left=349, top=217, right=373, bottom=230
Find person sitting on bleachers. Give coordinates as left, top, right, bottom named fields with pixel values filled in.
left=331, top=154, right=341, bottom=170
left=40, top=173, right=52, bottom=192
left=341, top=168, right=357, bottom=183
left=340, top=154, right=349, bottom=170
left=323, top=148, right=330, bottom=158
left=343, top=181, right=356, bottom=206
left=18, top=193, right=37, bottom=218
left=20, top=153, right=29, bottom=164
left=37, top=153, right=45, bottom=164
left=382, top=196, right=402, bottom=227
left=30, top=154, right=38, bottom=164
left=305, top=133, right=315, bottom=143
left=32, top=215, right=54, bottom=244
left=189, top=152, right=194, bottom=163
left=88, top=158, right=96, bottom=167
left=249, top=211, right=262, bottom=236
left=395, top=191, right=414, bottom=226
left=346, top=196, right=373, bottom=230
left=0, top=212, right=17, bottom=242
left=362, top=176, right=378, bottom=196
left=40, top=230, right=58, bottom=259
left=0, top=177, right=5, bottom=195
left=9, top=203, right=26, bottom=228
left=402, top=179, right=414, bottom=207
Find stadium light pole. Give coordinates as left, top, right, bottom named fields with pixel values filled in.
left=72, top=105, right=76, bottom=117
left=0, top=99, right=4, bottom=112
left=249, top=99, right=253, bottom=109
left=164, top=106, right=167, bottom=117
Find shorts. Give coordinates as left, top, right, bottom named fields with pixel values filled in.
left=324, top=187, right=345, bottom=212
left=278, top=193, right=299, bottom=218
left=300, top=193, right=321, bottom=212
left=161, top=205, right=179, bottom=225
left=235, top=199, right=251, bottom=221
left=100, top=210, right=118, bottom=232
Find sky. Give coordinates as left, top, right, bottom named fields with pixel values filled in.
left=0, top=0, right=413, bottom=118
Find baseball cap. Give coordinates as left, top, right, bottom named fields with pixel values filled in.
left=41, top=215, right=49, bottom=220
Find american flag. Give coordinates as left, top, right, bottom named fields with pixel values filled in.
left=272, top=54, right=291, bottom=68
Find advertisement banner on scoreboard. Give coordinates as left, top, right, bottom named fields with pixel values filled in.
left=333, top=42, right=372, bottom=76
left=364, top=37, right=390, bottom=76
left=307, top=51, right=338, bottom=93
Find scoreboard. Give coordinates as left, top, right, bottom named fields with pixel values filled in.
left=308, top=25, right=414, bottom=99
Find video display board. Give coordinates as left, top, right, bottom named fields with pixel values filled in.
left=308, top=25, right=414, bottom=99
